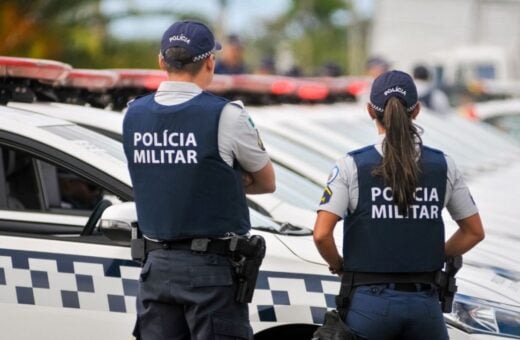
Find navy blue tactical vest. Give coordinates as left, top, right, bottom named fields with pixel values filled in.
left=343, top=145, right=447, bottom=273
left=123, top=92, right=251, bottom=240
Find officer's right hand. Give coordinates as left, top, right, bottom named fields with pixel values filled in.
left=329, top=257, right=344, bottom=277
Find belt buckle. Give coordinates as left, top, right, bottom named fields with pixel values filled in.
left=191, top=238, right=210, bottom=252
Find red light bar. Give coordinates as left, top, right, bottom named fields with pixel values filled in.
left=232, top=74, right=297, bottom=95
left=232, top=74, right=331, bottom=100
left=0, top=56, right=71, bottom=82
left=63, top=69, right=119, bottom=90
left=271, top=79, right=297, bottom=96
left=297, top=82, right=329, bottom=101
left=306, top=76, right=369, bottom=97
left=111, top=69, right=168, bottom=90
left=207, top=74, right=233, bottom=93
left=345, top=79, right=369, bottom=97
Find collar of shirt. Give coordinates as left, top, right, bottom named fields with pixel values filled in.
left=155, top=81, right=203, bottom=106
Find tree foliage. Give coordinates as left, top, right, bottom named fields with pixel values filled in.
left=0, top=0, right=158, bottom=68
left=1, top=0, right=366, bottom=74
left=254, top=0, right=350, bottom=76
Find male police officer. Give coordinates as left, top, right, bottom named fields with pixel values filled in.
left=123, top=20, right=275, bottom=340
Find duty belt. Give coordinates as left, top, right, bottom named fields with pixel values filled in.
left=144, top=237, right=232, bottom=256
left=342, top=271, right=438, bottom=286
left=336, top=271, right=438, bottom=320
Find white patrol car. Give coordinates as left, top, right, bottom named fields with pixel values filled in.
left=0, top=104, right=326, bottom=339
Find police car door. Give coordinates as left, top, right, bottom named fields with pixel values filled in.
left=0, top=142, right=138, bottom=340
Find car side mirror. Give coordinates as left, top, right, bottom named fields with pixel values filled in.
left=99, top=202, right=137, bottom=245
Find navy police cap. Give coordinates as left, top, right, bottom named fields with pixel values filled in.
left=369, top=70, right=418, bottom=113
left=161, top=20, right=221, bottom=65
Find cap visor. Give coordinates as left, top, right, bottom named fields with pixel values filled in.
left=214, top=41, right=222, bottom=51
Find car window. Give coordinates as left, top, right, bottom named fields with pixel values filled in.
left=261, top=130, right=335, bottom=174
left=0, top=146, right=117, bottom=216
left=485, top=115, right=520, bottom=143
left=41, top=125, right=126, bottom=163
left=272, top=163, right=322, bottom=210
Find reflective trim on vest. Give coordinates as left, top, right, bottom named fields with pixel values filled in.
left=123, top=92, right=251, bottom=240
left=343, top=145, right=447, bottom=273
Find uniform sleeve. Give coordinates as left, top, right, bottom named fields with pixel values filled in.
left=218, top=102, right=270, bottom=172
left=445, top=154, right=479, bottom=221
left=317, top=157, right=352, bottom=219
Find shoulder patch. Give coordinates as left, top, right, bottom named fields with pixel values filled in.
left=327, top=166, right=339, bottom=184
left=247, top=116, right=257, bottom=130
left=320, top=186, right=333, bottom=205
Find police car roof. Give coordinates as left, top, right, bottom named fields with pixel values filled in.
left=0, top=105, right=130, bottom=186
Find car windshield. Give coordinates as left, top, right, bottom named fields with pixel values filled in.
left=272, top=163, right=323, bottom=210
left=261, top=129, right=335, bottom=174
left=249, top=208, right=312, bottom=236
left=485, top=114, right=520, bottom=143
left=249, top=208, right=281, bottom=229
left=42, top=125, right=127, bottom=163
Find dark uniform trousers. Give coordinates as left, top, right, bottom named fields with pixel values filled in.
left=136, top=249, right=253, bottom=340
left=345, top=285, right=449, bottom=340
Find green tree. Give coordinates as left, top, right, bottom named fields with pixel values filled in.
left=1, top=0, right=106, bottom=64
left=0, top=0, right=185, bottom=69
left=253, top=0, right=368, bottom=76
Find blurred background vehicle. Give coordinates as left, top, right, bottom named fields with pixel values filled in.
left=461, top=99, right=520, bottom=143
left=370, top=0, right=520, bottom=103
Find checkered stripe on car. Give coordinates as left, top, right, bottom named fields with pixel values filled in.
left=250, top=271, right=340, bottom=324
left=0, top=248, right=140, bottom=313
left=0, top=248, right=340, bottom=323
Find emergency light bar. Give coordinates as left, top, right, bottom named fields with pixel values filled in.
left=345, top=78, right=370, bottom=97
left=233, top=75, right=296, bottom=95
left=310, top=76, right=369, bottom=98
left=63, top=69, right=119, bottom=90
left=232, top=74, right=329, bottom=101
left=0, top=56, right=71, bottom=82
left=111, top=69, right=167, bottom=90
left=297, top=81, right=329, bottom=101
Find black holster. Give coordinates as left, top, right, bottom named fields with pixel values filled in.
left=312, top=273, right=359, bottom=340
left=232, top=235, right=266, bottom=303
left=435, top=255, right=463, bottom=313
left=130, top=222, right=145, bottom=264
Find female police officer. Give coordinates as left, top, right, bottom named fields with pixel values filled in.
left=313, top=70, right=485, bottom=339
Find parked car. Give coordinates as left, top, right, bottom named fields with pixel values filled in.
left=461, top=99, right=520, bottom=144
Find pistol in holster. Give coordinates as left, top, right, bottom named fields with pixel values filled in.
left=229, top=235, right=266, bottom=303
left=435, top=255, right=463, bottom=313
left=130, top=222, right=146, bottom=265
